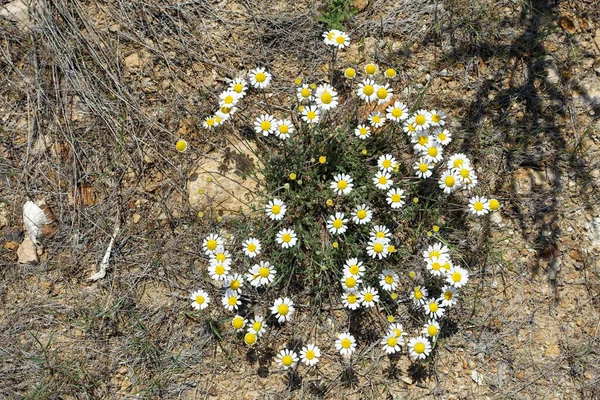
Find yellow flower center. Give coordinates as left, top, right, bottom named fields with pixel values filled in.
left=233, top=83, right=243, bottom=93
left=444, top=291, right=453, bottom=300
left=247, top=243, right=257, bottom=252
left=363, top=85, right=374, bottom=96
left=301, top=88, right=310, bottom=98
left=378, top=176, right=387, bottom=185
left=277, top=304, right=289, bottom=316
left=333, top=219, right=343, bottom=229
left=195, top=295, right=205, bottom=304
left=305, top=350, right=315, bottom=360
left=224, top=95, right=234, bottom=104
left=328, top=32, right=335, bottom=40
left=392, top=108, right=402, bottom=118
left=372, top=115, right=381, bottom=123
left=428, top=325, right=438, bottom=336
left=376, top=231, right=385, bottom=239
left=418, top=135, right=428, bottom=146
left=414, top=290, right=422, bottom=300
left=442, top=262, right=451, bottom=270
left=385, top=68, right=396, bottom=78
left=279, top=124, right=289, bottom=134
left=350, top=265, right=359, bottom=275
left=176, top=140, right=187, bottom=152
left=244, top=332, right=257, bottom=345
left=453, top=159, right=464, bottom=168
left=282, top=233, right=292, bottom=243
left=216, top=253, right=226, bottom=262
left=282, top=355, right=293, bottom=366
left=431, top=262, right=441, bottom=271
left=345, top=277, right=356, bottom=288
left=382, top=159, right=392, bottom=168
left=489, top=199, right=499, bottom=210
left=452, top=272, right=462, bottom=282
left=232, top=317, right=244, bottom=329
left=365, top=64, right=376, bottom=74
left=377, top=87, right=388, bottom=99
left=415, top=114, right=426, bottom=125
left=260, top=121, right=271, bottom=131
left=228, top=296, right=237, bottom=306
left=414, top=342, right=425, bottom=354
left=429, top=303, right=438, bottom=312
left=206, top=239, right=218, bottom=251
left=445, top=176, right=455, bottom=187
left=321, top=92, right=332, bottom=104
left=428, top=147, right=438, bottom=157
left=388, top=245, right=395, bottom=253
left=345, top=68, right=356, bottom=78
left=255, top=72, right=266, bottom=82
left=259, top=267, right=270, bottom=278
left=215, top=265, right=225, bottom=275
left=432, top=114, right=441, bottom=123
left=335, top=35, right=345, bottom=44
left=392, top=194, right=401, bottom=203
left=430, top=250, right=440, bottom=258
left=347, top=293, right=357, bottom=303
left=357, top=210, right=367, bottom=219
left=206, top=118, right=215, bottom=126
left=474, top=202, right=484, bottom=211
left=438, top=133, right=447, bottom=141
left=359, top=127, right=368, bottom=136
left=319, top=156, right=326, bottom=163
left=387, top=337, right=397, bottom=347
left=337, top=180, right=348, bottom=189
left=460, top=168, right=470, bottom=178
left=253, top=321, right=262, bottom=332
left=364, top=293, right=373, bottom=302
left=307, top=111, right=317, bottom=120
left=341, top=338, right=351, bottom=349
left=408, top=123, right=416, bottom=132
left=419, top=163, right=429, bottom=173
left=271, top=205, right=281, bottom=215
left=230, top=280, right=240, bottom=290
left=373, top=243, right=384, bottom=253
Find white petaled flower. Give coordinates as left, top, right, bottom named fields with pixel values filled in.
left=271, top=297, right=295, bottom=323
left=210, top=246, right=232, bottom=267
left=203, top=115, right=217, bottom=129
left=414, top=158, right=433, bottom=179
left=223, top=273, right=244, bottom=293
left=370, top=225, right=391, bottom=242
left=354, top=124, right=371, bottom=139
left=375, top=83, right=393, bottom=104
left=265, top=198, right=287, bottom=221
left=297, top=84, right=313, bottom=102
left=368, top=111, right=386, bottom=128
left=468, top=195, right=490, bottom=216
left=333, top=31, right=351, bottom=49
left=454, top=164, right=477, bottom=187
left=341, top=290, right=361, bottom=310
left=351, top=204, right=373, bottom=225
left=441, top=258, right=453, bottom=275
left=403, top=120, right=417, bottom=136
left=247, top=260, right=276, bottom=287
left=434, top=128, right=452, bottom=145
left=315, top=83, right=339, bottom=111
left=408, top=336, right=432, bottom=360
left=254, top=114, right=276, bottom=136
left=343, top=258, right=365, bottom=277
left=412, top=132, right=431, bottom=153
left=373, top=171, right=393, bottom=190
left=216, top=106, right=236, bottom=122
left=327, top=212, right=348, bottom=235
left=377, top=154, right=397, bottom=173
left=411, top=286, right=428, bottom=306
left=426, top=255, right=448, bottom=277
left=190, top=289, right=210, bottom=310
left=335, top=332, right=357, bottom=357
left=422, top=319, right=441, bottom=338
left=203, top=233, right=224, bottom=255
left=248, top=316, right=266, bottom=337
left=275, top=119, right=295, bottom=140
left=248, top=67, right=272, bottom=89
left=411, top=109, right=432, bottom=131
left=208, top=260, right=230, bottom=281
left=276, top=349, right=299, bottom=370
left=462, top=174, right=479, bottom=191
left=430, top=109, right=446, bottom=126
left=341, top=275, right=362, bottom=291
left=382, top=332, right=402, bottom=354
left=300, top=344, right=321, bottom=366
left=388, top=323, right=407, bottom=342
left=242, top=237, right=261, bottom=258
left=218, top=90, right=241, bottom=109
left=276, top=228, right=297, bottom=249
left=379, top=269, right=399, bottom=291
left=358, top=286, right=379, bottom=307
left=356, top=78, right=378, bottom=103
left=228, top=77, right=248, bottom=97
left=447, top=153, right=471, bottom=170
left=301, top=105, right=320, bottom=124
left=386, top=101, right=409, bottom=122
left=322, top=29, right=341, bottom=45
left=367, top=238, right=390, bottom=259
left=330, top=173, right=354, bottom=195
left=439, top=170, right=461, bottom=194
left=422, top=143, right=444, bottom=164
left=439, top=285, right=459, bottom=307
left=222, top=289, right=241, bottom=312
left=447, top=266, right=469, bottom=288
left=423, top=242, right=450, bottom=261
left=387, top=188, right=406, bottom=209
left=424, top=299, right=445, bottom=318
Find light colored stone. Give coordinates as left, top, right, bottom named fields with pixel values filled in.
left=31, top=134, right=52, bottom=156
left=17, top=235, right=38, bottom=264
left=0, top=0, right=36, bottom=31
left=0, top=203, right=8, bottom=229
left=543, top=55, right=560, bottom=85
left=124, top=53, right=141, bottom=69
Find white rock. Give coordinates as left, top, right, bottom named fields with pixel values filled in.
left=17, top=236, right=38, bottom=264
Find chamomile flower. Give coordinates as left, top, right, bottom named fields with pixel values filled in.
left=248, top=67, right=272, bottom=89
left=408, top=336, right=432, bottom=360
left=352, top=204, right=373, bottom=225
left=247, top=261, right=276, bottom=287
left=429, top=110, right=446, bottom=126
left=489, top=198, right=500, bottom=211
left=422, top=319, right=441, bottom=338
left=434, top=128, right=452, bottom=145
left=242, top=238, right=261, bottom=258
left=386, top=188, right=406, bottom=209
left=210, top=247, right=232, bottom=267
left=468, top=195, right=490, bottom=216
left=379, top=269, right=399, bottom=291
left=330, top=173, right=354, bottom=195
left=341, top=275, right=362, bottom=291
left=454, top=164, right=477, bottom=185
left=343, top=258, right=365, bottom=277
left=447, top=153, right=471, bottom=170
left=377, top=154, right=397, bottom=173
left=414, top=158, right=433, bottom=179
left=342, top=290, right=361, bottom=310
left=424, top=299, right=445, bottom=318
left=447, top=266, right=469, bottom=288
left=333, top=31, right=351, bottom=48
left=388, top=323, right=407, bottom=341
left=203, top=115, right=217, bottom=129
left=412, top=132, right=432, bottom=153
left=462, top=175, right=479, bottom=191
left=358, top=286, right=379, bottom=307
left=265, top=198, right=286, bottom=221
left=367, top=238, right=390, bottom=259
left=364, top=63, right=378, bottom=75
left=426, top=256, right=447, bottom=277
left=216, top=106, right=236, bottom=121
left=244, top=332, right=258, bottom=346
left=322, top=29, right=341, bottom=45
left=223, top=273, right=244, bottom=293
left=411, top=286, right=428, bottom=306
left=248, top=316, right=266, bottom=337
left=300, top=344, right=321, bottom=366
left=276, top=228, right=297, bottom=249
left=370, top=225, right=391, bottom=242
left=439, top=285, right=459, bottom=307
left=382, top=332, right=402, bottom=354
left=231, top=315, right=247, bottom=331
left=271, top=297, right=295, bottom=323
left=276, top=349, right=299, bottom=370
left=203, top=233, right=224, bottom=255
left=301, top=105, right=320, bottom=124
left=386, top=101, right=408, bottom=122
left=335, top=332, right=357, bottom=357
left=254, top=114, right=276, bottom=136
left=403, top=120, right=417, bottom=136
left=274, top=119, right=294, bottom=140
left=373, top=171, right=393, bottom=190
left=375, top=83, right=393, bottom=104
left=423, top=242, right=450, bottom=261
left=190, top=289, right=210, bottom=310
left=315, top=83, right=339, bottom=111
left=385, top=68, right=397, bottom=78
left=439, top=170, right=461, bottom=194
left=344, top=67, right=356, bottom=79
left=422, top=143, right=444, bottom=163
left=218, top=90, right=241, bottom=108
left=356, top=79, right=377, bottom=102
left=354, top=124, right=371, bottom=139
left=368, top=112, right=386, bottom=128
left=327, top=212, right=349, bottom=235
left=411, top=109, right=432, bottom=131
left=296, top=84, right=313, bottom=102
left=208, top=261, right=230, bottom=281
left=228, top=77, right=248, bottom=97
left=222, top=289, right=241, bottom=312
